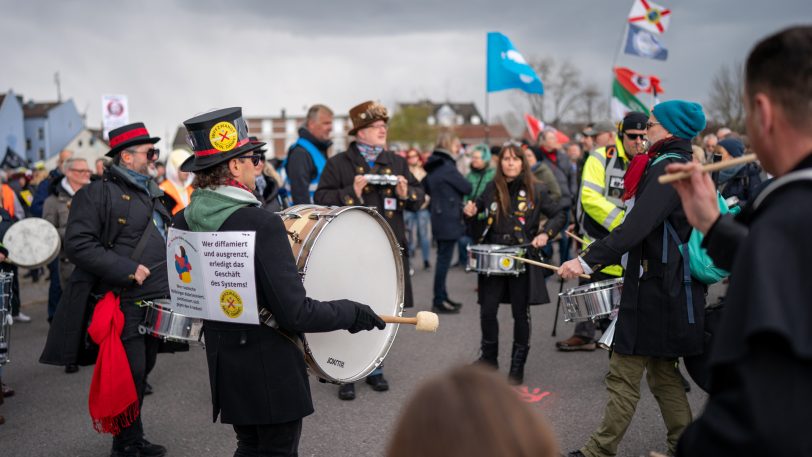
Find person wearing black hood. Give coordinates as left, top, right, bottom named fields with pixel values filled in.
left=285, top=104, right=334, bottom=205
left=463, top=143, right=565, bottom=385
left=423, top=132, right=472, bottom=314
left=714, top=136, right=762, bottom=206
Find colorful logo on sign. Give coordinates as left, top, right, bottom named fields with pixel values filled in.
left=220, top=289, right=243, bottom=318
left=209, top=121, right=238, bottom=151
left=174, top=246, right=193, bottom=283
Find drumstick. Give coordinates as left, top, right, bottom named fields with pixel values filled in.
left=565, top=231, right=588, bottom=245
left=380, top=311, right=439, bottom=332
left=506, top=255, right=591, bottom=280
left=657, top=154, right=757, bottom=184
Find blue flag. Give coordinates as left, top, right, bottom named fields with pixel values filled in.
left=487, top=32, right=543, bottom=94
left=624, top=24, right=668, bottom=61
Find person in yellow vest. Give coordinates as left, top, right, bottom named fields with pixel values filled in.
left=159, top=149, right=194, bottom=215
left=556, top=112, right=648, bottom=351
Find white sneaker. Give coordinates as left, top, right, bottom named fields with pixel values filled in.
left=13, top=312, right=31, bottom=323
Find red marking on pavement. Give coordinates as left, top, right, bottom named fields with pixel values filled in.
left=513, top=385, right=551, bottom=403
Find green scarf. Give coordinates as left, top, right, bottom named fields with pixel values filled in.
left=184, top=186, right=260, bottom=232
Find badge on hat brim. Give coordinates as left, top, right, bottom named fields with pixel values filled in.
left=519, top=189, right=526, bottom=197
left=210, top=122, right=238, bottom=152
left=490, top=202, right=498, bottom=211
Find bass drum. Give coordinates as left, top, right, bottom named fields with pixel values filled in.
left=3, top=218, right=60, bottom=268
left=279, top=205, right=404, bottom=383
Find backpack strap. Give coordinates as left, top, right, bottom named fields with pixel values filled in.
left=662, top=221, right=695, bottom=324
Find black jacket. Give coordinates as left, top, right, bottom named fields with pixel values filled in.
left=314, top=142, right=425, bottom=246
left=423, top=149, right=472, bottom=241
left=173, top=206, right=360, bottom=425
left=581, top=139, right=705, bottom=358
left=677, top=153, right=812, bottom=456
left=40, top=165, right=172, bottom=366
left=472, top=178, right=565, bottom=304
left=256, top=173, right=283, bottom=212
left=285, top=127, right=331, bottom=205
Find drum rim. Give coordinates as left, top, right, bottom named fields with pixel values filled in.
left=559, top=278, right=624, bottom=297
left=140, top=300, right=204, bottom=344
left=285, top=205, right=405, bottom=383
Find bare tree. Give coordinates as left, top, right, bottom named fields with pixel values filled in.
left=512, top=56, right=587, bottom=126
left=707, top=63, right=745, bottom=132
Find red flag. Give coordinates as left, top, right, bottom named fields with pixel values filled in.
left=524, top=113, right=545, bottom=142
left=614, top=67, right=664, bottom=95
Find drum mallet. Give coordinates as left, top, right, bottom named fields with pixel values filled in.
left=381, top=312, right=439, bottom=333
left=657, top=153, right=757, bottom=184
left=506, top=255, right=591, bottom=280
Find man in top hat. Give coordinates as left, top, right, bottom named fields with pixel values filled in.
left=559, top=100, right=708, bottom=457
left=41, top=122, right=169, bottom=457
left=557, top=112, right=648, bottom=352
left=172, top=107, right=385, bottom=456
left=314, top=100, right=425, bottom=401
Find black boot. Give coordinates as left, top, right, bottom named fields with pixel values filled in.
left=508, top=343, right=530, bottom=385
left=476, top=339, right=498, bottom=369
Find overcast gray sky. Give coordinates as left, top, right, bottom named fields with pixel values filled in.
left=2, top=0, right=809, bottom=147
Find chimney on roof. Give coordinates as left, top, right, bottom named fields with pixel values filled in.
left=280, top=108, right=286, bottom=120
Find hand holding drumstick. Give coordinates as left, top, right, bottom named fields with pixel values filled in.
left=662, top=161, right=722, bottom=234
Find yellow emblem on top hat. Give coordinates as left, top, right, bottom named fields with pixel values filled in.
left=210, top=121, right=238, bottom=152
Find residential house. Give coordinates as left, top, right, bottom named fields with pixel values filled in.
left=0, top=90, right=26, bottom=168
left=23, top=99, right=83, bottom=163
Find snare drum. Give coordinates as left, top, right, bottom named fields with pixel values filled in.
left=560, top=278, right=623, bottom=322
left=466, top=244, right=526, bottom=276
left=138, top=299, right=204, bottom=345
left=279, top=205, right=403, bottom=383
left=0, top=271, right=14, bottom=365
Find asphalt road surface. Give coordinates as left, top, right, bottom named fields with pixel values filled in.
left=0, top=253, right=719, bottom=456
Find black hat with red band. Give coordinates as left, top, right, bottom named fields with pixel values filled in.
left=180, top=107, right=265, bottom=172
left=106, top=122, right=160, bottom=157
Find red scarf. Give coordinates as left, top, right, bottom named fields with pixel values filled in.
left=541, top=147, right=558, bottom=164
left=226, top=178, right=253, bottom=193
left=87, top=292, right=139, bottom=435
left=622, top=137, right=679, bottom=201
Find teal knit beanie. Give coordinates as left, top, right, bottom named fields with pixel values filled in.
left=651, top=100, right=707, bottom=140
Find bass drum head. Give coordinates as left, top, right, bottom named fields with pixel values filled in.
left=301, top=208, right=402, bottom=383
left=3, top=218, right=61, bottom=268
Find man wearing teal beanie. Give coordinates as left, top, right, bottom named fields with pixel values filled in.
left=558, top=99, right=707, bottom=457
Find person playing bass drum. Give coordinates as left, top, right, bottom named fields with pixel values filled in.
left=463, top=143, right=565, bottom=384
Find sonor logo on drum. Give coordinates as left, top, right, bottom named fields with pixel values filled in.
left=219, top=289, right=244, bottom=318
left=499, top=256, right=514, bottom=270
left=326, top=357, right=345, bottom=368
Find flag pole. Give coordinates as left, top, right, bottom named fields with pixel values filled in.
left=485, top=32, right=491, bottom=144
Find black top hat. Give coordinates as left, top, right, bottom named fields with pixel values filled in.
left=180, top=107, right=265, bottom=172
left=106, top=122, right=160, bottom=157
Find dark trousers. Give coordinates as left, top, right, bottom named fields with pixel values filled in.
left=573, top=271, right=615, bottom=341
left=233, top=419, right=303, bottom=457
left=113, top=302, right=159, bottom=449
left=402, top=250, right=414, bottom=308
left=558, top=212, right=573, bottom=263
left=478, top=273, right=531, bottom=345
left=433, top=240, right=456, bottom=305
left=47, top=258, right=61, bottom=321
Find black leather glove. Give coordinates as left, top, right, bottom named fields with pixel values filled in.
left=348, top=304, right=386, bottom=334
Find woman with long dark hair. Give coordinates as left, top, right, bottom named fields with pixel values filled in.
left=463, top=143, right=565, bottom=384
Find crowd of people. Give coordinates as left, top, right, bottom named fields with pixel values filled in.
left=0, top=25, right=809, bottom=457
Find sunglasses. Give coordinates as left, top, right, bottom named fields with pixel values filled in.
left=125, top=147, right=160, bottom=161
left=624, top=133, right=646, bottom=140
left=646, top=122, right=661, bottom=130
left=238, top=154, right=263, bottom=166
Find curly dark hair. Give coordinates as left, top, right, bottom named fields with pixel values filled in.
left=192, top=161, right=232, bottom=189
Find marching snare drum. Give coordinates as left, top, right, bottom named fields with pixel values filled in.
left=138, top=299, right=204, bottom=345
left=560, top=278, right=623, bottom=322
left=0, top=272, right=13, bottom=365
left=2, top=218, right=61, bottom=269
left=466, top=244, right=526, bottom=276
left=278, top=205, right=404, bottom=384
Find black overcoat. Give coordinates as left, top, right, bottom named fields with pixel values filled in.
left=40, top=166, right=171, bottom=366
left=581, top=140, right=705, bottom=358
left=677, top=153, right=812, bottom=456
left=472, top=178, right=565, bottom=305
left=423, top=149, right=473, bottom=241
left=313, top=142, right=424, bottom=246
left=173, top=206, right=360, bottom=425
